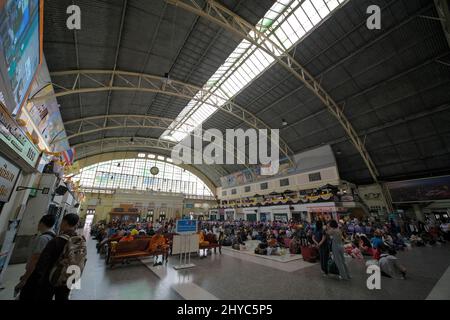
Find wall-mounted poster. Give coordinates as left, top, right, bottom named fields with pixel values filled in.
left=0, top=154, right=21, bottom=203
left=18, top=57, right=69, bottom=151
left=0, top=0, right=42, bottom=115
left=0, top=103, right=40, bottom=167
left=387, top=175, right=450, bottom=203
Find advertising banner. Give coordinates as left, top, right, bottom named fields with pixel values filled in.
left=19, top=57, right=69, bottom=152
left=387, top=175, right=450, bottom=203
left=0, top=0, right=41, bottom=114
left=0, top=103, right=40, bottom=167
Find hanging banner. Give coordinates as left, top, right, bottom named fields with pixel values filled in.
left=0, top=154, right=21, bottom=203
left=0, top=103, right=39, bottom=167
left=19, top=57, right=70, bottom=152
left=387, top=175, right=450, bottom=202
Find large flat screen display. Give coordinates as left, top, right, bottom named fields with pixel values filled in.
left=0, top=0, right=41, bottom=115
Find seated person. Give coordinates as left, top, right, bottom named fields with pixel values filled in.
left=370, top=230, right=384, bottom=259
left=198, top=231, right=210, bottom=246
left=379, top=246, right=407, bottom=279
left=266, top=235, right=281, bottom=256
left=119, top=231, right=134, bottom=242
left=409, top=233, right=425, bottom=246
left=359, top=234, right=374, bottom=256
left=254, top=238, right=268, bottom=255
left=392, top=233, right=406, bottom=251
left=98, top=229, right=123, bottom=252
left=289, top=236, right=301, bottom=254
left=383, top=233, right=395, bottom=248
left=149, top=231, right=168, bottom=266
left=231, top=236, right=241, bottom=250
left=371, top=230, right=384, bottom=249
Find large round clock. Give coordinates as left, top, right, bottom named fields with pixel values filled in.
left=150, top=166, right=159, bottom=175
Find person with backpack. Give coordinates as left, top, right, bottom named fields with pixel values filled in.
left=19, top=213, right=87, bottom=301
left=15, top=214, right=57, bottom=296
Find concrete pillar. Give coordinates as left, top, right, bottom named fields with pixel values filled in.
left=413, top=204, right=425, bottom=222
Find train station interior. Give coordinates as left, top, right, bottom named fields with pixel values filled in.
left=0, top=0, right=449, bottom=301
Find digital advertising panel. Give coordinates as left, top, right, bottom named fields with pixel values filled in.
left=0, top=0, right=42, bottom=115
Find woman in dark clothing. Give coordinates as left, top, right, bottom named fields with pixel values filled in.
left=312, top=221, right=329, bottom=275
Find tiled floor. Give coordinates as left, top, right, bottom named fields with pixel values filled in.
left=185, top=243, right=450, bottom=300
left=1, top=238, right=449, bottom=300
left=69, top=238, right=182, bottom=300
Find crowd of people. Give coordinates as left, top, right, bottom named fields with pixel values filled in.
left=11, top=208, right=448, bottom=300
left=195, top=215, right=448, bottom=281
left=90, top=214, right=449, bottom=281
left=91, top=219, right=177, bottom=265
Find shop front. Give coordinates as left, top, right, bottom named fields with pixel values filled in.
left=225, top=209, right=235, bottom=221
left=209, top=209, right=218, bottom=221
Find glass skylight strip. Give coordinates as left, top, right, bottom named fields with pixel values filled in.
left=161, top=0, right=346, bottom=142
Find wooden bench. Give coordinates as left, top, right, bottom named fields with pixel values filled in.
left=104, top=235, right=153, bottom=263
left=199, top=233, right=222, bottom=255
left=109, top=237, right=169, bottom=267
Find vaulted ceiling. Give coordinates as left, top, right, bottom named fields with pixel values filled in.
left=42, top=0, right=450, bottom=186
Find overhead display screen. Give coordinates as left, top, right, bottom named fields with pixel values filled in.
left=0, top=0, right=41, bottom=115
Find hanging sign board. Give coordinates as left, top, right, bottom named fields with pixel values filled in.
left=0, top=104, right=39, bottom=168
left=176, top=219, right=198, bottom=234
left=0, top=154, right=21, bottom=203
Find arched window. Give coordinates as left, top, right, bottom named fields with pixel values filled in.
left=73, top=158, right=213, bottom=197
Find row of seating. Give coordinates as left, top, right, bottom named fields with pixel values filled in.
left=103, top=232, right=222, bottom=267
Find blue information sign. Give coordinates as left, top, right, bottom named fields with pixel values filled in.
left=176, top=219, right=198, bottom=234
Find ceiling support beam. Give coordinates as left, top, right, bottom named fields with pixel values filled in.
left=434, top=0, right=450, bottom=48
left=68, top=122, right=254, bottom=173
left=31, top=70, right=294, bottom=166
left=74, top=150, right=219, bottom=191
left=166, top=0, right=379, bottom=182
left=73, top=137, right=229, bottom=185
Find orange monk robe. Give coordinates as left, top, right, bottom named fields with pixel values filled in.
left=198, top=232, right=209, bottom=246
left=119, top=235, right=134, bottom=242
left=149, top=234, right=168, bottom=252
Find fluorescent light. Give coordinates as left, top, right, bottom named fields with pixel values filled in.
left=161, top=0, right=346, bottom=142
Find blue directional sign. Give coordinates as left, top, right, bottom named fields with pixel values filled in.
left=176, top=219, right=198, bottom=234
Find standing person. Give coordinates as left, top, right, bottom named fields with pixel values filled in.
left=312, top=220, right=329, bottom=276
left=20, top=214, right=87, bottom=301
left=327, top=220, right=351, bottom=280
left=15, top=215, right=57, bottom=296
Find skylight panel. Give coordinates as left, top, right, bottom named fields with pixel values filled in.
left=325, top=0, right=340, bottom=12
left=302, top=0, right=321, bottom=25
left=161, top=0, right=347, bottom=142
left=315, top=0, right=331, bottom=18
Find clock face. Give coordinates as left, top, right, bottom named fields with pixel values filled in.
left=150, top=166, right=159, bottom=175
